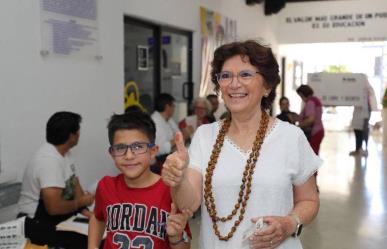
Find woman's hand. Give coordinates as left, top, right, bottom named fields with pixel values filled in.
left=249, top=216, right=295, bottom=249
left=162, top=132, right=189, bottom=187
left=166, top=203, right=192, bottom=238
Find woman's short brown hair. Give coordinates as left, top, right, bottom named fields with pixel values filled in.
left=210, top=40, right=281, bottom=110
left=296, top=85, right=314, bottom=98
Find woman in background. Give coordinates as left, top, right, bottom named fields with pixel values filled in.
left=179, top=97, right=212, bottom=140
left=296, top=85, right=324, bottom=155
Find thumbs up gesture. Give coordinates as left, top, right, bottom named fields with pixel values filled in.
left=162, top=132, right=189, bottom=187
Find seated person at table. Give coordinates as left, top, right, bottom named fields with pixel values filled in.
left=206, top=94, right=219, bottom=122
left=276, top=96, right=298, bottom=124
left=151, top=93, right=181, bottom=172
left=17, top=111, right=94, bottom=248
left=88, top=112, right=191, bottom=249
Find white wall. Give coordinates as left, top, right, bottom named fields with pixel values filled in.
left=0, top=0, right=275, bottom=194
left=123, top=0, right=278, bottom=96
left=276, top=0, right=387, bottom=44
left=0, top=0, right=124, bottom=189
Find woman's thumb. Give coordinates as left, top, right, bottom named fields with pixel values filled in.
left=175, top=132, right=187, bottom=159
left=170, top=203, right=177, bottom=215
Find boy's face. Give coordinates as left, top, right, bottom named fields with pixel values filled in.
left=110, top=129, right=158, bottom=183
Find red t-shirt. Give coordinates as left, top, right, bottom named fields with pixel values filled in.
left=94, top=174, right=190, bottom=249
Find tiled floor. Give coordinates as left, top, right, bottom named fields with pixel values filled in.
left=189, top=130, right=387, bottom=248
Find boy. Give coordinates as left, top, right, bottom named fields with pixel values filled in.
left=88, top=112, right=191, bottom=249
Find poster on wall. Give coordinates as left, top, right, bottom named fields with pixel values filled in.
left=40, top=0, right=101, bottom=60
left=308, top=73, right=367, bottom=106
left=200, top=7, right=237, bottom=44
left=137, top=45, right=149, bottom=71
left=199, top=7, right=236, bottom=96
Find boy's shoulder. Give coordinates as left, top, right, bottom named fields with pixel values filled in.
left=98, top=174, right=170, bottom=192
left=97, top=174, right=121, bottom=188
left=100, top=174, right=119, bottom=182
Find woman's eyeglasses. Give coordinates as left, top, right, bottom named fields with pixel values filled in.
left=109, top=142, right=155, bottom=157
left=216, top=70, right=261, bottom=85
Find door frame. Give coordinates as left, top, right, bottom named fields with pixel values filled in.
left=123, top=16, right=193, bottom=110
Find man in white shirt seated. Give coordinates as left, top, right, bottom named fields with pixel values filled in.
left=17, top=111, right=94, bottom=249
left=151, top=93, right=180, bottom=173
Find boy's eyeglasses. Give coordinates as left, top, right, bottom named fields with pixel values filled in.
left=109, top=142, right=155, bottom=157
left=216, top=70, right=261, bottom=85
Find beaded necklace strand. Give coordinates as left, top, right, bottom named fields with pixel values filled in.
left=204, top=111, right=269, bottom=241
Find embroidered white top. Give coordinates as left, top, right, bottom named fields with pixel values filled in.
left=189, top=119, right=322, bottom=249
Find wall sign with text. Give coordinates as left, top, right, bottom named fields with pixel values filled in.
left=278, top=3, right=387, bottom=43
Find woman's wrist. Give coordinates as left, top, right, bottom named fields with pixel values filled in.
left=285, top=215, right=297, bottom=236
left=168, top=233, right=183, bottom=243
left=169, top=230, right=190, bottom=245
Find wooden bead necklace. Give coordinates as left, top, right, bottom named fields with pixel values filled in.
left=203, top=111, right=269, bottom=241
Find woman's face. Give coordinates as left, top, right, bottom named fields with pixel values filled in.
left=219, top=55, right=269, bottom=114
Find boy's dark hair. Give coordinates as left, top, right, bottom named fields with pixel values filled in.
left=296, top=85, right=314, bottom=97
left=279, top=96, right=289, bottom=104
left=211, top=40, right=281, bottom=110
left=154, top=93, right=175, bottom=112
left=108, top=111, right=156, bottom=145
left=46, top=111, right=82, bottom=145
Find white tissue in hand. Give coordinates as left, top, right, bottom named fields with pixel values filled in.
left=242, top=217, right=267, bottom=245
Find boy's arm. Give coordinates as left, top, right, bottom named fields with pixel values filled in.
left=88, top=214, right=105, bottom=249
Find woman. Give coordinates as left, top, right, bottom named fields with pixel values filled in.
left=179, top=97, right=212, bottom=140
left=349, top=79, right=377, bottom=157
left=162, top=40, right=321, bottom=249
left=296, top=85, right=324, bottom=155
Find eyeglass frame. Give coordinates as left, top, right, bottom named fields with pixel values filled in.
left=216, top=70, right=262, bottom=85
left=109, top=142, right=155, bottom=157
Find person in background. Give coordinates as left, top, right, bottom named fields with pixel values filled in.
left=161, top=40, right=321, bottom=249
left=151, top=93, right=180, bottom=173
left=206, top=94, right=220, bottom=122
left=350, top=104, right=370, bottom=157
left=349, top=78, right=378, bottom=157
left=296, top=85, right=325, bottom=155
left=16, top=111, right=94, bottom=248
left=179, top=97, right=212, bottom=140
left=88, top=112, right=191, bottom=249
left=276, top=96, right=298, bottom=124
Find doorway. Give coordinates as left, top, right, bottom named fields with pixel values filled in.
left=124, top=17, right=193, bottom=115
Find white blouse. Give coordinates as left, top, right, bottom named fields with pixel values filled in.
left=188, top=119, right=322, bottom=249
